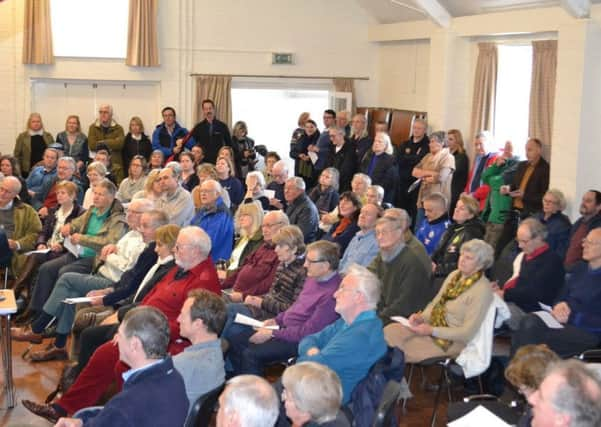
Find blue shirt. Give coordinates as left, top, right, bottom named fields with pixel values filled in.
left=339, top=230, right=379, bottom=273
left=298, top=310, right=387, bottom=404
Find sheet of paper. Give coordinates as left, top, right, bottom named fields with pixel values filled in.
left=24, top=248, right=51, bottom=256
left=407, top=178, right=421, bottom=193
left=390, top=316, right=412, bottom=328
left=63, top=237, right=82, bottom=258
left=538, top=302, right=552, bottom=312
left=447, top=404, right=512, bottom=427
left=264, top=189, right=276, bottom=200
left=63, top=297, right=93, bottom=305
left=234, top=313, right=279, bottom=330
left=308, top=152, right=318, bottom=165
left=533, top=311, right=564, bottom=329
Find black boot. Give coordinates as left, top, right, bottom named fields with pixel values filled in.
left=12, top=255, right=39, bottom=299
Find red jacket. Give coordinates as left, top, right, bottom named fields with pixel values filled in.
left=465, top=153, right=498, bottom=211
left=141, top=256, right=221, bottom=354
left=222, top=242, right=280, bottom=298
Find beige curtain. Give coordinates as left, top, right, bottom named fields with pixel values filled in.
left=22, top=0, right=54, bottom=65
left=126, top=0, right=159, bottom=67
left=333, top=78, right=356, bottom=114
left=194, top=76, right=232, bottom=127
left=469, top=43, right=498, bottom=144
left=529, top=40, right=557, bottom=160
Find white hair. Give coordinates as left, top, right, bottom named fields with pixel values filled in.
left=222, top=375, right=279, bottom=427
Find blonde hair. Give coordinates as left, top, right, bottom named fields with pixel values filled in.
left=235, top=201, right=264, bottom=237
left=216, top=156, right=236, bottom=178
left=144, top=169, right=162, bottom=193
left=26, top=113, right=43, bottom=131
left=87, top=161, right=108, bottom=177
left=272, top=225, right=305, bottom=255
left=55, top=180, right=78, bottom=198
left=129, top=116, right=145, bottom=133
left=65, top=115, right=81, bottom=133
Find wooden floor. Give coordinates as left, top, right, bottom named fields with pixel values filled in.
left=0, top=341, right=452, bottom=427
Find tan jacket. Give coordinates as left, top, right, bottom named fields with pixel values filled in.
left=87, top=120, right=125, bottom=183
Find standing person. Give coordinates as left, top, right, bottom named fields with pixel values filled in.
left=447, top=129, right=469, bottom=214
left=14, top=112, right=54, bottom=177
left=188, top=99, right=233, bottom=165
left=309, top=110, right=336, bottom=185
left=349, top=113, right=372, bottom=167
left=291, top=119, right=320, bottom=190
left=329, top=127, right=357, bottom=193
left=396, top=118, right=429, bottom=218
left=151, top=106, right=189, bottom=158
left=465, top=132, right=497, bottom=212
left=336, top=111, right=351, bottom=137
left=56, top=115, right=89, bottom=173
left=290, top=112, right=310, bottom=149
left=87, top=104, right=125, bottom=183
left=231, top=121, right=256, bottom=179
left=359, top=132, right=397, bottom=205
left=122, top=116, right=152, bottom=176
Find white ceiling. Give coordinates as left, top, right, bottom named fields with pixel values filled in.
left=356, top=0, right=601, bottom=24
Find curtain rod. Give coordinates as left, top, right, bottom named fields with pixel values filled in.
left=189, top=73, right=369, bottom=80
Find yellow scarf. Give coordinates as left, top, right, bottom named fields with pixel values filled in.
left=429, top=270, right=482, bottom=351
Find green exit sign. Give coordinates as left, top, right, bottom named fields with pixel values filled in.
left=272, top=53, right=293, bottom=65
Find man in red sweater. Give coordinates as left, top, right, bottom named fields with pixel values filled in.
left=22, top=226, right=221, bottom=423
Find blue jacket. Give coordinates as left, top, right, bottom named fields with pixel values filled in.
left=151, top=121, right=189, bottom=157
left=558, top=262, right=601, bottom=338
left=26, top=166, right=57, bottom=202
left=339, top=230, right=379, bottom=273
left=415, top=214, right=451, bottom=256
left=190, top=198, right=234, bottom=262
left=298, top=310, right=387, bottom=404
left=536, top=211, right=571, bottom=261
left=84, top=357, right=188, bottom=427
left=219, top=176, right=244, bottom=208
left=33, top=175, right=84, bottom=210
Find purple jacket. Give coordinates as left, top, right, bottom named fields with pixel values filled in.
left=274, top=272, right=341, bottom=343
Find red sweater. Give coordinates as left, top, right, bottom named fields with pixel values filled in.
left=141, top=256, right=221, bottom=354
left=222, top=242, right=280, bottom=298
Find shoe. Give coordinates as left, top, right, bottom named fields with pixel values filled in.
left=21, top=400, right=62, bottom=423
left=11, top=326, right=43, bottom=344
left=29, top=344, right=68, bottom=362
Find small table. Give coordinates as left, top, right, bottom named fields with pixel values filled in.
left=0, top=289, right=17, bottom=408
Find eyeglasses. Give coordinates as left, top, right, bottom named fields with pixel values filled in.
left=582, top=238, right=601, bottom=246
left=375, top=227, right=401, bottom=237
left=174, top=243, right=195, bottom=251
left=262, top=222, right=283, bottom=228
left=199, top=189, right=217, bottom=194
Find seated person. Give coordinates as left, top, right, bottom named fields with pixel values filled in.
left=25, top=147, right=58, bottom=207
left=221, top=211, right=288, bottom=301
left=366, top=184, right=387, bottom=209
left=36, top=156, right=84, bottom=218
left=415, top=192, right=451, bottom=256
left=82, top=161, right=108, bottom=209
left=116, top=155, right=148, bottom=204
left=218, top=201, right=264, bottom=280
left=309, top=168, right=340, bottom=215
left=132, top=168, right=163, bottom=205
left=339, top=203, right=382, bottom=273
left=221, top=225, right=307, bottom=342
left=368, top=215, right=431, bottom=323
left=285, top=177, right=320, bottom=244
left=266, top=159, right=289, bottom=211
left=323, top=191, right=362, bottom=255
left=495, top=218, right=565, bottom=329
left=228, top=240, right=341, bottom=376
left=384, top=239, right=494, bottom=363
left=383, top=208, right=431, bottom=274
left=26, top=179, right=127, bottom=322
left=535, top=189, right=571, bottom=260
left=149, top=149, right=165, bottom=171
left=87, top=145, right=117, bottom=185
left=190, top=179, right=234, bottom=262
left=297, top=264, right=387, bottom=405
left=157, top=163, right=194, bottom=226
left=53, top=307, right=189, bottom=427
left=216, top=156, right=244, bottom=209
left=431, top=194, right=485, bottom=278
left=0, top=176, right=42, bottom=278
left=22, top=227, right=221, bottom=422
left=528, top=359, right=601, bottom=427
left=191, top=163, right=218, bottom=211
left=13, top=200, right=154, bottom=361
left=216, top=375, right=279, bottom=427
left=564, top=190, right=601, bottom=271
left=511, top=228, right=601, bottom=357
left=242, top=171, right=270, bottom=211
left=175, top=290, right=226, bottom=418
left=12, top=181, right=84, bottom=299
left=281, top=362, right=350, bottom=427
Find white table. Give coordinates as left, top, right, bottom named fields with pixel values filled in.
left=0, top=289, right=17, bottom=408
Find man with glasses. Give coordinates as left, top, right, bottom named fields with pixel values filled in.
left=0, top=176, right=42, bottom=278
left=297, top=264, right=387, bottom=405
left=511, top=228, right=601, bottom=357
left=35, top=156, right=84, bottom=217
left=151, top=106, right=189, bottom=158
left=157, top=163, right=194, bottom=227
left=87, top=104, right=125, bottom=183
left=494, top=217, right=565, bottom=330
left=190, top=179, right=234, bottom=262
left=22, top=226, right=221, bottom=423
left=368, top=215, right=431, bottom=324
left=267, top=160, right=289, bottom=211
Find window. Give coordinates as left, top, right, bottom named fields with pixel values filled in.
left=494, top=44, right=533, bottom=158
left=231, top=79, right=331, bottom=170
left=50, top=0, right=128, bottom=58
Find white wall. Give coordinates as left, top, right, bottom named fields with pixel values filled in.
left=0, top=0, right=379, bottom=155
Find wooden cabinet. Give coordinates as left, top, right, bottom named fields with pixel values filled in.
left=356, top=107, right=427, bottom=147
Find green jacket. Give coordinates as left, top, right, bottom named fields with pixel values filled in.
left=13, top=131, right=54, bottom=174
left=10, top=199, right=43, bottom=276
left=481, top=161, right=516, bottom=224
left=87, top=120, right=125, bottom=183
left=69, top=198, right=127, bottom=264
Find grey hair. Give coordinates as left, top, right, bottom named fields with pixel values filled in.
left=382, top=208, right=411, bottom=231
left=128, top=198, right=155, bottom=213
left=98, top=103, right=113, bottom=115
left=287, top=176, right=306, bottom=191
left=329, top=127, right=345, bottom=137
left=423, top=192, right=448, bottom=211
left=430, top=131, right=448, bottom=147
left=246, top=171, right=266, bottom=190
left=121, top=306, right=170, bottom=359
left=322, top=167, right=340, bottom=192
left=306, top=240, right=340, bottom=271
left=460, top=239, right=494, bottom=270
left=547, top=359, right=601, bottom=427
left=282, top=362, right=343, bottom=424
left=181, top=226, right=212, bottom=257
left=95, top=179, right=117, bottom=197
left=375, top=132, right=394, bottom=155
left=520, top=217, right=548, bottom=241
left=58, top=156, right=77, bottom=171
left=545, top=188, right=567, bottom=211
left=222, top=375, right=279, bottom=427
left=352, top=173, right=372, bottom=188
left=265, top=210, right=290, bottom=227
left=164, top=161, right=182, bottom=180
left=345, top=264, right=381, bottom=309
left=2, top=175, right=22, bottom=194
left=368, top=185, right=385, bottom=203
left=143, top=209, right=169, bottom=228
left=87, top=161, right=108, bottom=176
left=272, top=159, right=289, bottom=174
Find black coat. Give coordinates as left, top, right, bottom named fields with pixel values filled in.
left=189, top=119, right=234, bottom=164
left=122, top=133, right=152, bottom=176
left=360, top=151, right=397, bottom=204
left=510, top=158, right=550, bottom=216
left=330, top=141, right=358, bottom=193
left=431, top=217, right=486, bottom=277
left=36, top=203, right=85, bottom=246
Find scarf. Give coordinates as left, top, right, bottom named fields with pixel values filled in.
left=430, top=270, right=482, bottom=351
